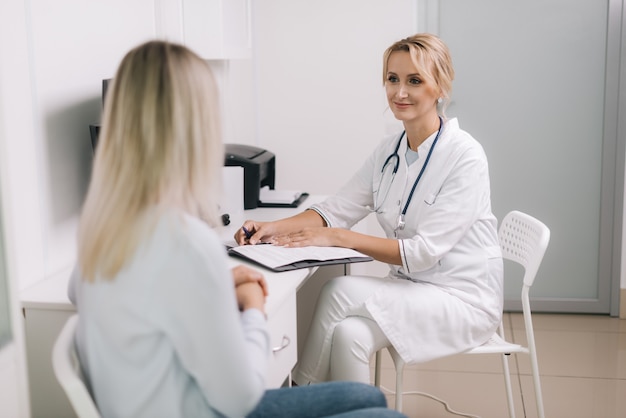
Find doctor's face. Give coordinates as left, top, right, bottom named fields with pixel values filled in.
left=385, top=51, right=440, bottom=125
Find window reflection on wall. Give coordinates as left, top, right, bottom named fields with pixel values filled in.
left=0, top=191, right=11, bottom=349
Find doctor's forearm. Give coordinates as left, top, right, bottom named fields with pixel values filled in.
left=340, top=230, right=402, bottom=265
left=271, top=209, right=326, bottom=236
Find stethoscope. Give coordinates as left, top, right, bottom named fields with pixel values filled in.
left=373, top=116, right=443, bottom=232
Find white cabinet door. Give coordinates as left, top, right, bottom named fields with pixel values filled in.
left=182, top=0, right=251, bottom=59
left=156, top=0, right=251, bottom=59
left=266, top=293, right=297, bottom=388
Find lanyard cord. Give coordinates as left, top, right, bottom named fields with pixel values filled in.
left=401, top=116, right=443, bottom=217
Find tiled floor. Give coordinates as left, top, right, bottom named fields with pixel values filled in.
left=371, top=313, right=626, bottom=418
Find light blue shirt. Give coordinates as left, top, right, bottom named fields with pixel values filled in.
left=69, top=209, right=270, bottom=418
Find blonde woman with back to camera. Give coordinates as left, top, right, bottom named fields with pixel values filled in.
left=68, top=40, right=406, bottom=418
left=235, top=33, right=504, bottom=386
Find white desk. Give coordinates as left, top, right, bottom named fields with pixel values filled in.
left=20, top=196, right=346, bottom=418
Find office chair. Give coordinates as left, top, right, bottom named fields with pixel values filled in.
left=52, top=314, right=101, bottom=418
left=374, top=210, right=550, bottom=418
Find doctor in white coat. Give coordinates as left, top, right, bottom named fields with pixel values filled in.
left=235, top=33, right=503, bottom=385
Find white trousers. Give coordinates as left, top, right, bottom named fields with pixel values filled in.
left=292, top=275, right=393, bottom=385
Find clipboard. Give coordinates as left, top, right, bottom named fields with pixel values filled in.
left=227, top=244, right=372, bottom=272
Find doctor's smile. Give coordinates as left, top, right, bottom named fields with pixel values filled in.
left=392, top=102, right=412, bottom=109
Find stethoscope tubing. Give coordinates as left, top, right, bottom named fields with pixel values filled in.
left=375, top=116, right=444, bottom=230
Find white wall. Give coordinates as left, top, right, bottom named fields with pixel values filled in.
left=1, top=1, right=49, bottom=414
left=1, top=0, right=160, bottom=294
left=252, top=0, right=416, bottom=194
left=0, top=1, right=166, bottom=414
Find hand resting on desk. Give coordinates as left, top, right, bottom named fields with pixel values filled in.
left=232, top=265, right=268, bottom=314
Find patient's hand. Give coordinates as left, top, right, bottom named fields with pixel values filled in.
left=235, top=282, right=266, bottom=314
left=231, top=265, right=268, bottom=296
left=231, top=265, right=268, bottom=314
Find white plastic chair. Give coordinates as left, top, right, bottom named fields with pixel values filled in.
left=52, top=314, right=101, bottom=418
left=374, top=210, right=550, bottom=418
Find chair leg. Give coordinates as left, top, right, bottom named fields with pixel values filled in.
left=501, top=353, right=516, bottom=418
left=523, top=294, right=545, bottom=418
left=529, top=349, right=545, bottom=418
left=387, top=346, right=405, bottom=412
left=394, top=362, right=404, bottom=411
left=374, top=347, right=405, bottom=412
left=374, top=350, right=381, bottom=387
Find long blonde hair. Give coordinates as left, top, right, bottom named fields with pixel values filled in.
left=78, top=40, right=223, bottom=281
left=382, top=33, right=455, bottom=113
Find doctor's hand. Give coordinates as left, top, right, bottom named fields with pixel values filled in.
left=234, top=220, right=279, bottom=245
left=273, top=226, right=343, bottom=248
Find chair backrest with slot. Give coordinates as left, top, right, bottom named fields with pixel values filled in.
left=52, top=314, right=101, bottom=418
left=498, top=210, right=550, bottom=288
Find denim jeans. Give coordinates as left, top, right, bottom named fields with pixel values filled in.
left=246, top=381, right=406, bottom=418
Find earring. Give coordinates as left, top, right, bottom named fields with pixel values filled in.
left=437, top=97, right=443, bottom=104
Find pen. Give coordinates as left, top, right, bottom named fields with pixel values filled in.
left=242, top=226, right=253, bottom=240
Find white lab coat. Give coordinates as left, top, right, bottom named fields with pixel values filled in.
left=310, top=118, right=503, bottom=363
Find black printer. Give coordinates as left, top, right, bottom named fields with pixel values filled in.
left=224, top=144, right=275, bottom=209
